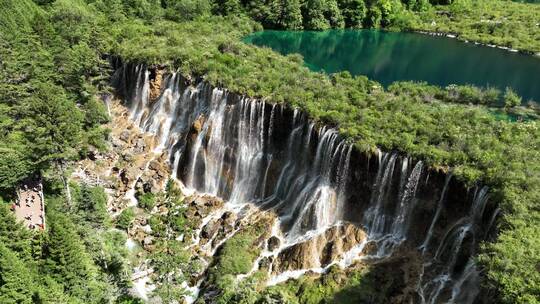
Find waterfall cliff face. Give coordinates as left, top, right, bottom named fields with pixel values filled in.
left=113, top=64, right=499, bottom=303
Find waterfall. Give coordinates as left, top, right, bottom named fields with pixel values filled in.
left=122, top=65, right=354, bottom=241
left=418, top=184, right=490, bottom=304
left=484, top=207, right=500, bottom=239
left=114, top=64, right=493, bottom=304
left=362, top=153, right=424, bottom=257
left=363, top=152, right=399, bottom=238
left=390, top=160, right=423, bottom=238
left=448, top=258, right=480, bottom=304
left=420, top=173, right=452, bottom=254
left=131, top=69, right=150, bottom=126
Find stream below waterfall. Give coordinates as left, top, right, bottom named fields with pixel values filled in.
left=113, top=63, right=500, bottom=303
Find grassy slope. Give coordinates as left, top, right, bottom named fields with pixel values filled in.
left=412, top=0, right=540, bottom=53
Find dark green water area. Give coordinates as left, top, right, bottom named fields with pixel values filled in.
left=244, top=30, right=540, bottom=105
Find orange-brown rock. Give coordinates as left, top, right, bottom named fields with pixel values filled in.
left=192, top=114, right=206, bottom=134
left=274, top=223, right=367, bottom=273
left=149, top=68, right=164, bottom=101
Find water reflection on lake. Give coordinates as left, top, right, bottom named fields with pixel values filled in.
left=244, top=30, right=540, bottom=104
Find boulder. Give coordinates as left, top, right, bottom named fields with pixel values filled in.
left=221, top=211, right=237, bottom=233
left=275, top=240, right=320, bottom=271
left=133, top=138, right=146, bottom=153
left=201, top=218, right=221, bottom=242
left=259, top=256, right=273, bottom=270
left=267, top=236, right=281, bottom=251
left=143, top=236, right=154, bottom=246
left=362, top=241, right=379, bottom=256
left=120, top=130, right=130, bottom=142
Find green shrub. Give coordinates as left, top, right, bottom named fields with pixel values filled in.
left=504, top=87, right=522, bottom=109
left=213, top=233, right=258, bottom=277
left=116, top=208, right=135, bottom=230
left=148, top=215, right=166, bottom=237
left=163, top=0, right=211, bottom=22
left=137, top=192, right=156, bottom=211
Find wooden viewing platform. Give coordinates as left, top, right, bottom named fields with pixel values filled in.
left=12, top=178, right=45, bottom=230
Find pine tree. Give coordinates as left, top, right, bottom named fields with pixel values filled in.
left=213, top=0, right=243, bottom=15
left=43, top=211, right=105, bottom=301
left=0, top=244, right=36, bottom=304
left=79, top=185, right=109, bottom=227
left=0, top=205, right=34, bottom=262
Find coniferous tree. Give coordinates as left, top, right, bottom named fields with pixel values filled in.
left=78, top=185, right=109, bottom=227
left=162, top=0, right=212, bottom=22
left=0, top=205, right=34, bottom=262
left=0, top=244, right=36, bottom=304
left=43, top=211, right=106, bottom=301
left=245, top=0, right=273, bottom=27
left=364, top=0, right=383, bottom=27
left=212, top=0, right=243, bottom=15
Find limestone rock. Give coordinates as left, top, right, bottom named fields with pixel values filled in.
left=221, top=211, right=237, bottom=234
left=133, top=138, right=146, bottom=153
left=192, top=115, right=206, bottom=134
left=267, top=236, right=281, bottom=251
left=259, top=256, right=273, bottom=270
left=276, top=240, right=320, bottom=271
left=274, top=223, right=366, bottom=273
left=201, top=218, right=221, bottom=244
left=362, top=240, right=379, bottom=256
left=149, top=68, right=164, bottom=101
left=120, top=130, right=130, bottom=142
left=143, top=236, right=154, bottom=246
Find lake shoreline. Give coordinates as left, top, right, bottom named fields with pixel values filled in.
left=245, top=29, right=540, bottom=104
left=412, top=29, right=540, bottom=58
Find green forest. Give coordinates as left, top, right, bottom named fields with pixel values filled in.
left=0, top=0, right=539, bottom=303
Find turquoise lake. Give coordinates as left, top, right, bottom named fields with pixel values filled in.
left=244, top=30, right=540, bottom=104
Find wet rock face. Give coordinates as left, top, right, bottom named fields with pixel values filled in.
left=267, top=236, right=280, bottom=251
left=360, top=252, right=424, bottom=304
left=276, top=239, right=321, bottom=271
left=201, top=218, right=221, bottom=245
left=192, top=114, right=206, bottom=135
left=274, top=224, right=367, bottom=273
left=149, top=68, right=164, bottom=101
left=135, top=157, right=170, bottom=195
left=185, top=195, right=225, bottom=226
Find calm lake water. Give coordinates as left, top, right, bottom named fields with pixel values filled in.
left=244, top=30, right=540, bottom=104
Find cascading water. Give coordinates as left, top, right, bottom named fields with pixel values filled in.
left=420, top=173, right=452, bottom=254
left=113, top=64, right=496, bottom=304
left=417, top=185, right=490, bottom=304
left=362, top=153, right=425, bottom=257
left=170, top=88, right=353, bottom=242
